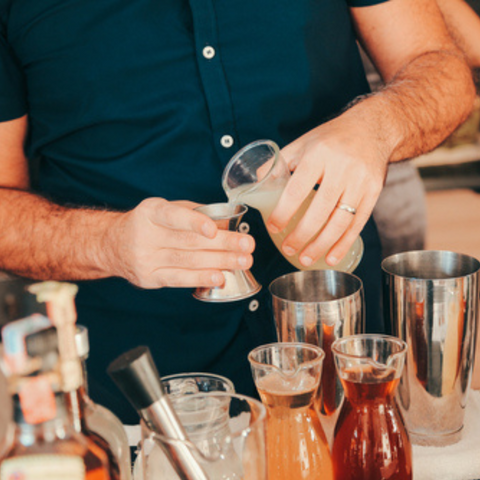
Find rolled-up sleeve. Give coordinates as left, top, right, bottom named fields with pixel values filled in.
left=0, top=26, right=27, bottom=122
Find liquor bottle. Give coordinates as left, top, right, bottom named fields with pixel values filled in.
left=27, top=282, right=129, bottom=480
left=0, top=315, right=113, bottom=480
left=74, top=325, right=131, bottom=480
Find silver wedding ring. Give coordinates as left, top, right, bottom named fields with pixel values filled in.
left=337, top=203, right=357, bottom=215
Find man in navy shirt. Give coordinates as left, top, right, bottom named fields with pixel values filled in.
left=0, top=0, right=474, bottom=422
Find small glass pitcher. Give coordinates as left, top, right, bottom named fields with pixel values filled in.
left=222, top=139, right=364, bottom=272
left=248, top=343, right=333, bottom=480
left=332, top=334, right=412, bottom=480
left=134, top=374, right=266, bottom=480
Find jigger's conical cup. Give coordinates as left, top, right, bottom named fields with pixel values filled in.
left=193, top=203, right=261, bottom=302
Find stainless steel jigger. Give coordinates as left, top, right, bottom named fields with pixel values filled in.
left=193, top=203, right=261, bottom=302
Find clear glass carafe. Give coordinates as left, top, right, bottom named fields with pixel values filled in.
left=134, top=374, right=266, bottom=480
left=248, top=342, right=333, bottom=480
left=332, top=334, right=412, bottom=480
left=222, top=140, right=364, bottom=272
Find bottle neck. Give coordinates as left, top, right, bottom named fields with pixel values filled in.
left=65, top=358, right=90, bottom=433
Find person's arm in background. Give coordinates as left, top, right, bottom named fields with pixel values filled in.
left=0, top=115, right=255, bottom=289
left=436, top=0, right=480, bottom=67
left=267, top=0, right=475, bottom=268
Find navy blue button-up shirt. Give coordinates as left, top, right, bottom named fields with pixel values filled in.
left=1, top=0, right=385, bottom=422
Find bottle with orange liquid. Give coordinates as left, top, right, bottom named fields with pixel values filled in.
left=0, top=315, right=113, bottom=480
left=332, top=334, right=412, bottom=480
left=248, top=342, right=334, bottom=480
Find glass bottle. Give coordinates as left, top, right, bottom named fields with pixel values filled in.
left=26, top=282, right=125, bottom=480
left=0, top=316, right=112, bottom=480
left=248, top=342, right=334, bottom=480
left=332, top=334, right=412, bottom=480
left=74, top=325, right=132, bottom=480
left=222, top=139, right=364, bottom=273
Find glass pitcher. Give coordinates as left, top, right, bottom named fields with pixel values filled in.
left=222, top=139, right=364, bottom=272
left=248, top=342, right=334, bottom=480
left=332, top=334, right=412, bottom=480
left=134, top=374, right=266, bottom=480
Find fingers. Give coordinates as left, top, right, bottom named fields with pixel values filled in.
left=141, top=268, right=227, bottom=290
left=120, top=197, right=257, bottom=290
left=296, top=185, right=381, bottom=268
left=324, top=193, right=380, bottom=265
left=297, top=196, right=366, bottom=267
left=140, top=198, right=218, bottom=239
left=279, top=168, right=345, bottom=259
left=163, top=227, right=255, bottom=254
left=153, top=248, right=253, bottom=272
left=266, top=158, right=323, bottom=234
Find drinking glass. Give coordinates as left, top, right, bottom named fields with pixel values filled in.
left=248, top=342, right=334, bottom=480
left=332, top=334, right=412, bottom=480
left=222, top=139, right=363, bottom=272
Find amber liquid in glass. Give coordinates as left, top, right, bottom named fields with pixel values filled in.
left=332, top=366, right=412, bottom=480
left=318, top=323, right=337, bottom=416
left=256, top=372, right=334, bottom=480
left=68, top=388, right=121, bottom=480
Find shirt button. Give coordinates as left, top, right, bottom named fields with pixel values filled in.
left=249, top=299, right=260, bottom=312
left=239, top=222, right=250, bottom=234
left=202, top=46, right=216, bottom=59
left=220, top=135, right=234, bottom=148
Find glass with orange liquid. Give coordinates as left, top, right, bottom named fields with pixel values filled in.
left=332, top=334, right=412, bottom=480
left=248, top=343, right=334, bottom=480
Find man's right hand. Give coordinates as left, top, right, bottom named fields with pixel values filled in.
left=107, top=198, right=255, bottom=289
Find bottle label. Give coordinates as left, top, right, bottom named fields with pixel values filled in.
left=0, top=455, right=85, bottom=480
left=18, top=376, right=56, bottom=425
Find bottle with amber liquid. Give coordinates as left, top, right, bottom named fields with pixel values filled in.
left=75, top=326, right=132, bottom=480
left=28, top=325, right=127, bottom=480
left=26, top=282, right=129, bottom=480
left=0, top=315, right=113, bottom=480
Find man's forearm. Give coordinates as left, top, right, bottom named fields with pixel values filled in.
left=436, top=0, right=480, bottom=68
left=343, top=49, right=475, bottom=163
left=0, top=188, right=121, bottom=280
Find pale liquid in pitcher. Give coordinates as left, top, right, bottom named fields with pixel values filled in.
left=256, top=371, right=334, bottom=480
left=227, top=186, right=362, bottom=272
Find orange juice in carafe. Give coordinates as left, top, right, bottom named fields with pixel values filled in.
left=248, top=343, right=334, bottom=480
left=256, top=372, right=333, bottom=480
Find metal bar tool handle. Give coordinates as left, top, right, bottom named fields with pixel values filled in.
left=107, top=346, right=210, bottom=480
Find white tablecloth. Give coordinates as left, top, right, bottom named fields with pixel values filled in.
left=413, top=390, right=480, bottom=480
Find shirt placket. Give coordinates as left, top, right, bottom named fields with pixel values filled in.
left=188, top=0, right=238, bottom=165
